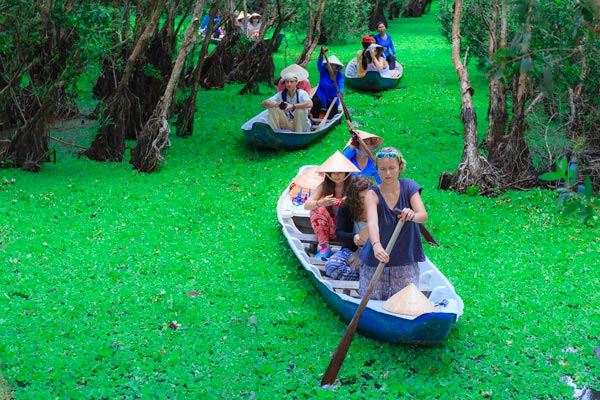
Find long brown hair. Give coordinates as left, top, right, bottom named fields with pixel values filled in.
left=345, top=175, right=372, bottom=222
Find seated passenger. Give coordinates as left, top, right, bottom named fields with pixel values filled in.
left=357, top=35, right=376, bottom=78
left=365, top=44, right=400, bottom=78
left=304, top=152, right=360, bottom=260
left=374, top=22, right=397, bottom=70
left=235, top=11, right=247, bottom=30
left=199, top=15, right=224, bottom=39
left=324, top=175, right=372, bottom=281
left=343, top=130, right=384, bottom=184
left=261, top=72, right=312, bottom=132
left=246, top=13, right=262, bottom=40
left=311, top=47, right=344, bottom=119
left=277, top=64, right=312, bottom=93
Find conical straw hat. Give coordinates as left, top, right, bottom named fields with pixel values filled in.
left=382, top=283, right=436, bottom=316
left=292, top=166, right=324, bottom=189
left=346, top=129, right=384, bottom=148
left=280, top=64, right=309, bottom=81
left=324, top=55, right=344, bottom=68
left=317, top=151, right=360, bottom=173
left=237, top=11, right=247, bottom=20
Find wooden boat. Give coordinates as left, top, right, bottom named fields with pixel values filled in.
left=277, top=166, right=464, bottom=344
left=344, top=59, right=403, bottom=92
left=241, top=108, right=342, bottom=150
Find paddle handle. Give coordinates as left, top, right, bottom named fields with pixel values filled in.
left=320, top=218, right=406, bottom=386
left=321, top=50, right=375, bottom=161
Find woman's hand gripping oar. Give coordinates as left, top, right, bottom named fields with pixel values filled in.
left=320, top=209, right=406, bottom=387
left=320, top=47, right=375, bottom=161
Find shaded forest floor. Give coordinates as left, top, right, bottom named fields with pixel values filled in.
left=0, top=5, right=598, bottom=399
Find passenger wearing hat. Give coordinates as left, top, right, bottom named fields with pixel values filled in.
left=246, top=13, right=262, bottom=40
left=277, top=64, right=312, bottom=94
left=324, top=175, right=372, bottom=280
left=261, top=72, right=312, bottom=132
left=311, top=47, right=344, bottom=120
left=304, top=151, right=360, bottom=260
left=374, top=22, right=397, bottom=70
left=357, top=35, right=376, bottom=78
left=235, top=11, right=247, bottom=30
left=343, top=130, right=384, bottom=184
left=365, top=43, right=399, bottom=78
left=359, top=146, right=428, bottom=300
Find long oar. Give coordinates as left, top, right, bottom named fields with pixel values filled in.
left=321, top=214, right=406, bottom=386
left=321, top=50, right=375, bottom=161
left=317, top=96, right=338, bottom=130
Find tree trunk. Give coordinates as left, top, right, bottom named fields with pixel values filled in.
left=403, top=0, right=432, bottom=17
left=4, top=87, right=58, bottom=171
left=369, top=0, right=387, bottom=30
left=84, top=0, right=166, bottom=162
left=483, top=0, right=507, bottom=152
left=176, top=0, right=222, bottom=137
left=295, top=0, right=328, bottom=67
left=131, top=0, right=205, bottom=172
left=441, top=0, right=500, bottom=194
left=487, top=1, right=537, bottom=188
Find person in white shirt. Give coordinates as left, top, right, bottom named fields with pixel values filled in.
left=261, top=72, right=313, bottom=132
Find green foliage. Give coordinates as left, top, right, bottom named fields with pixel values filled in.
left=287, top=0, right=371, bottom=44
left=1, top=6, right=599, bottom=398
left=540, top=156, right=598, bottom=224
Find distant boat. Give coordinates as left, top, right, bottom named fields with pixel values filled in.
left=345, top=59, right=403, bottom=91
left=241, top=108, right=342, bottom=150
left=208, top=32, right=284, bottom=50
left=277, top=166, right=464, bottom=344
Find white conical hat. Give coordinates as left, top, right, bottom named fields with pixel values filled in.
left=292, top=166, right=324, bottom=189
left=324, top=55, right=344, bottom=68
left=317, top=151, right=360, bottom=173
left=382, top=283, right=436, bottom=316
left=280, top=64, right=309, bottom=81
left=236, top=11, right=247, bottom=20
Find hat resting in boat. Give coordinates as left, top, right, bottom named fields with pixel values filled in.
left=382, top=283, right=436, bottom=316
left=324, top=55, right=344, bottom=68
left=280, top=64, right=309, bottom=82
left=346, top=129, right=384, bottom=148
left=292, top=166, right=325, bottom=189
left=317, top=151, right=360, bottom=174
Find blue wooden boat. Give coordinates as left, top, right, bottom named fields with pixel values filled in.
left=277, top=167, right=464, bottom=344
left=241, top=109, right=342, bottom=150
left=344, top=59, right=403, bottom=92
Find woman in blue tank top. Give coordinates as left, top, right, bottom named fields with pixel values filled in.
left=359, top=147, right=428, bottom=300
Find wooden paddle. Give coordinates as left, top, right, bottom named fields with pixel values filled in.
left=320, top=211, right=406, bottom=386
left=317, top=96, right=338, bottom=130
left=321, top=48, right=375, bottom=161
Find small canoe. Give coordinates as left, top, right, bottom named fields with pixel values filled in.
left=241, top=109, right=342, bottom=150
left=345, top=59, right=403, bottom=92
left=277, top=166, right=464, bottom=344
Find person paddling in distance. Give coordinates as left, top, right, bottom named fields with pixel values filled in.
left=343, top=129, right=384, bottom=184
left=262, top=72, right=312, bottom=132
left=359, top=147, right=428, bottom=300
left=304, top=151, right=360, bottom=260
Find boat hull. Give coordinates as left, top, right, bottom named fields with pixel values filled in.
left=242, top=110, right=342, bottom=150
left=346, top=70, right=401, bottom=91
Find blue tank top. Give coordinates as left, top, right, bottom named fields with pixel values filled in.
left=359, top=179, right=425, bottom=267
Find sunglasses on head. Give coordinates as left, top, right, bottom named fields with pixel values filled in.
left=376, top=151, right=398, bottom=159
